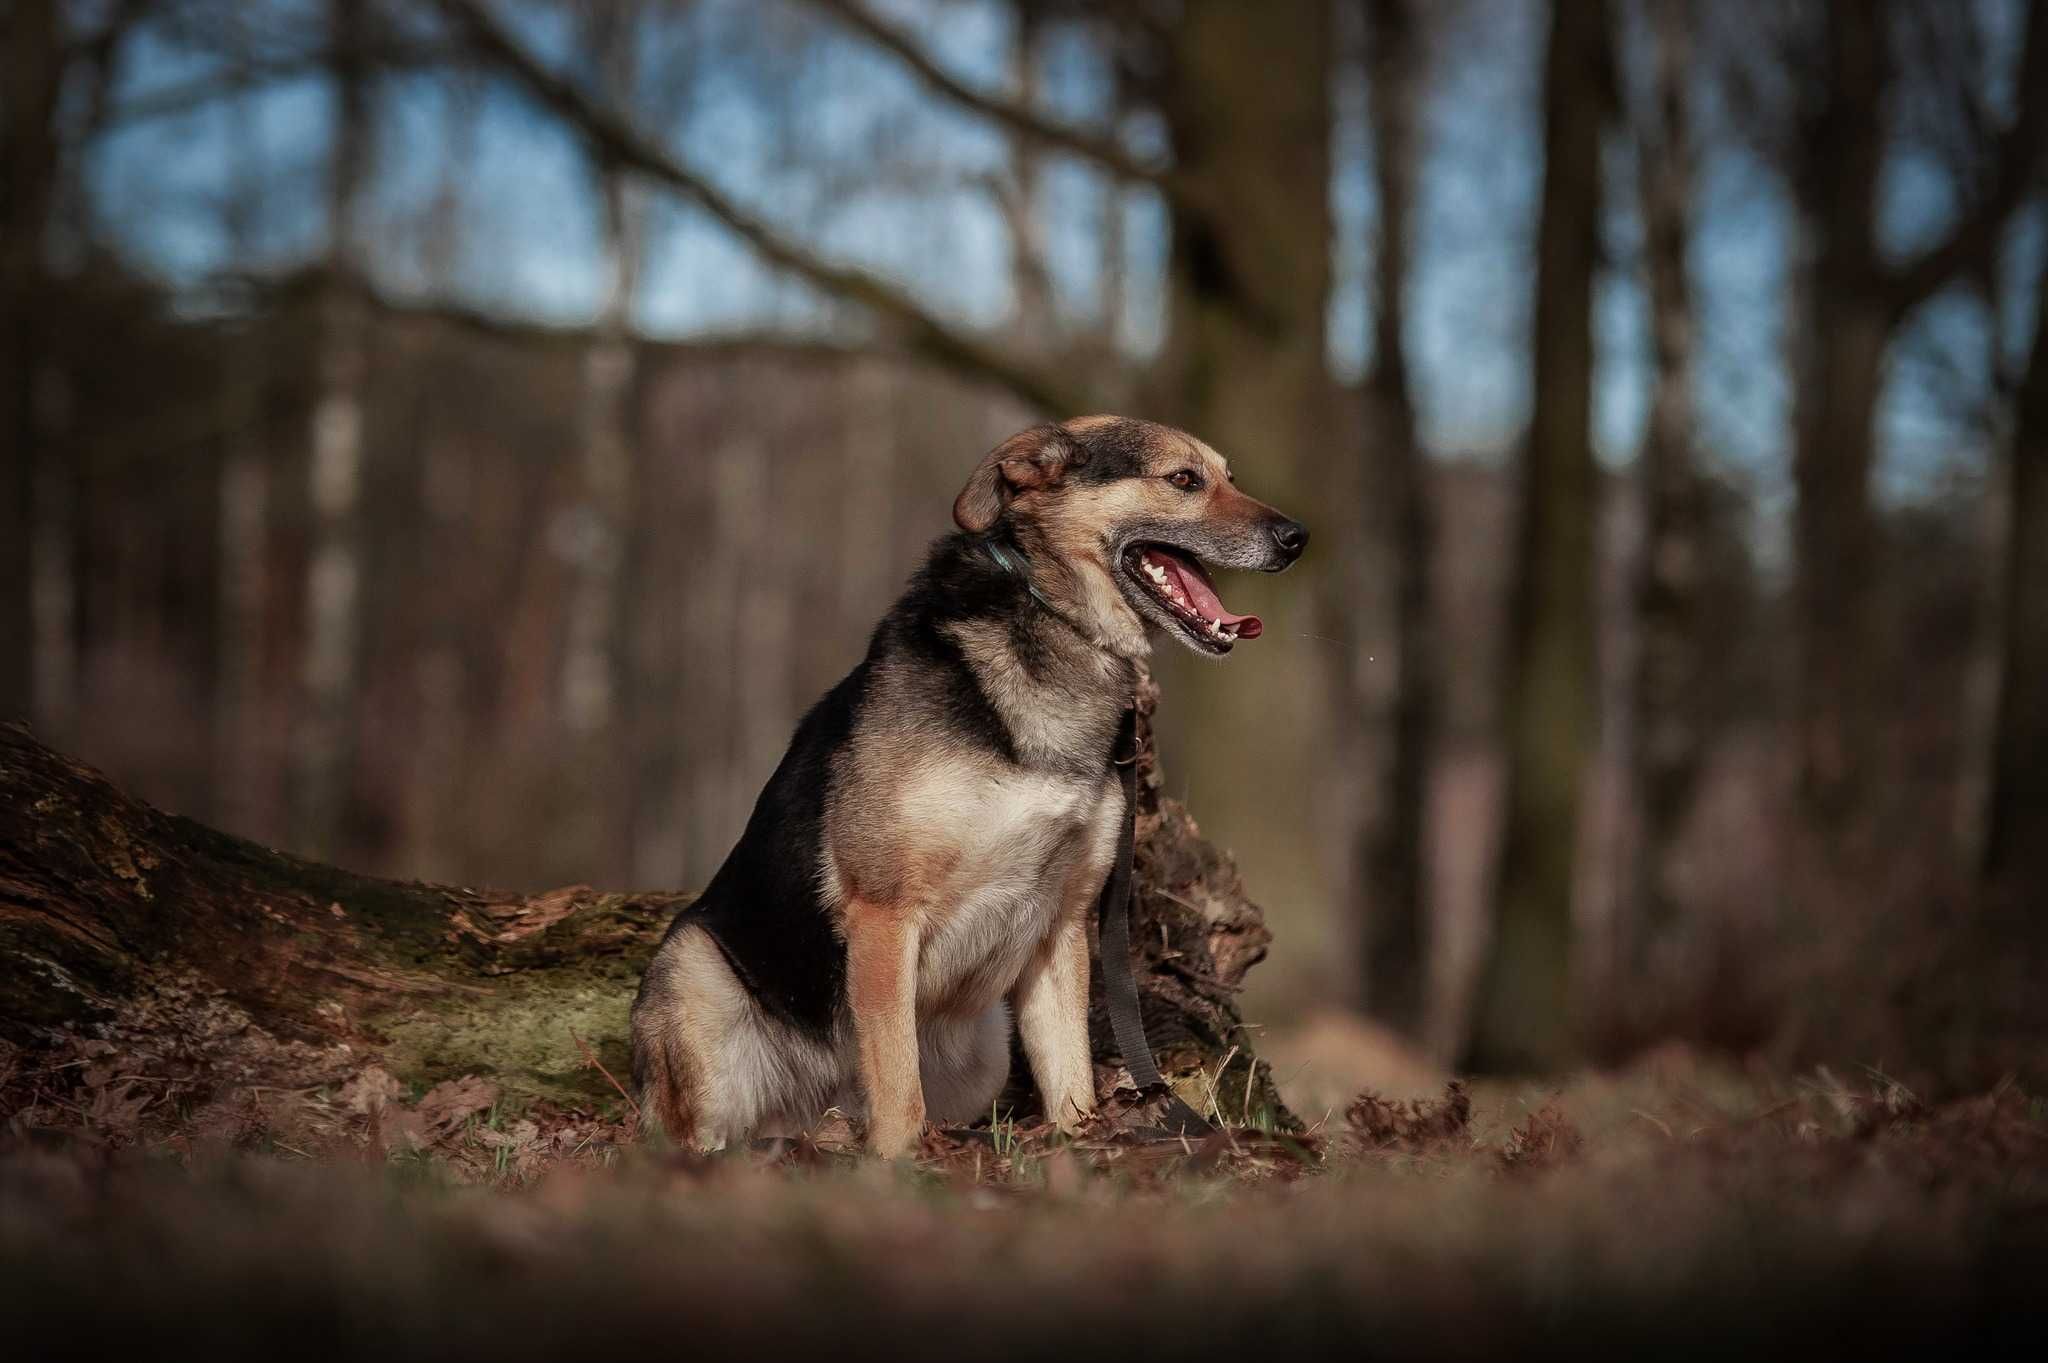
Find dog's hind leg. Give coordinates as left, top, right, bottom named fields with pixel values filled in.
left=630, top=923, right=773, bottom=1151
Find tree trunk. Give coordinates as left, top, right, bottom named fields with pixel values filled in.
left=1984, top=258, right=2048, bottom=885
left=559, top=7, right=648, bottom=878
left=1789, top=2, right=1888, bottom=838
left=1, top=0, right=62, bottom=725
left=1625, top=0, right=1707, bottom=979
left=1464, top=0, right=1609, bottom=1075
left=292, top=0, right=373, bottom=860
left=1354, top=0, right=1434, bottom=1042
left=215, top=67, right=275, bottom=840
left=1006, top=3, right=1056, bottom=348
left=1145, top=0, right=1337, bottom=933
left=560, top=4, right=644, bottom=748
left=0, top=669, right=1290, bottom=1136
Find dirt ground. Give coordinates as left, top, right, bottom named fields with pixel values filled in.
left=4, top=1034, right=2043, bottom=1359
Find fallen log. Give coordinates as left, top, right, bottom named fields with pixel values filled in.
left=0, top=673, right=1292, bottom=1142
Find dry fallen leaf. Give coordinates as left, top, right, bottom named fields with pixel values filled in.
left=339, top=1066, right=401, bottom=1116
left=413, top=1075, right=499, bottom=1141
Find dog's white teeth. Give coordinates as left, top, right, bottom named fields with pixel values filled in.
left=1142, top=561, right=1169, bottom=585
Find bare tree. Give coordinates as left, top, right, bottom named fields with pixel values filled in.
left=292, top=0, right=376, bottom=858
left=2, top=0, right=64, bottom=726
left=1001, top=2, right=1057, bottom=347
left=1465, top=0, right=1612, bottom=1075
left=1782, top=0, right=2047, bottom=837
left=1985, top=237, right=2048, bottom=885
left=1623, top=0, right=1708, bottom=978
left=215, top=9, right=279, bottom=838
left=441, top=0, right=1086, bottom=415
left=1140, top=0, right=1338, bottom=925
left=1354, top=0, right=1435, bottom=1041
left=559, top=2, right=647, bottom=755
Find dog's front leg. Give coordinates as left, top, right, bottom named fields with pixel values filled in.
left=1012, top=911, right=1095, bottom=1134
left=846, top=903, right=924, bottom=1156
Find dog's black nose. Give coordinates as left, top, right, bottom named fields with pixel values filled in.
left=1270, top=518, right=1309, bottom=562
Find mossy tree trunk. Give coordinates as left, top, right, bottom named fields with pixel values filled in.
left=1463, top=0, right=1610, bottom=1076
left=0, top=670, right=1289, bottom=1137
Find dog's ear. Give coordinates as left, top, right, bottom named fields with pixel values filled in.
left=952, top=424, right=1085, bottom=532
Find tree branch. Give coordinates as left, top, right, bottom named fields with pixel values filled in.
left=1885, top=0, right=2048, bottom=319
left=104, top=40, right=474, bottom=129
left=436, top=0, right=1085, bottom=417
left=802, top=0, right=1174, bottom=195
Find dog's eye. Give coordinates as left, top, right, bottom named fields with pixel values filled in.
left=1166, top=470, right=1204, bottom=491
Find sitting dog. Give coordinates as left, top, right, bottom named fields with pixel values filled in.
left=630, top=415, right=1307, bottom=1154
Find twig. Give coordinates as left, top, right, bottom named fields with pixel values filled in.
left=1630, top=1108, right=1674, bottom=1140
left=1161, top=958, right=1244, bottom=994
left=1204, top=1045, right=1240, bottom=1124
left=570, top=1029, right=641, bottom=1122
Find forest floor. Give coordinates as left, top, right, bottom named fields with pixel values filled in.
left=4, top=1038, right=2044, bottom=1358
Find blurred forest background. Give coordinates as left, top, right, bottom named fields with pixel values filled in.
left=3, top=0, right=2045, bottom=1085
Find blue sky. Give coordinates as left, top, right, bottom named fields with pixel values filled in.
left=79, top=0, right=2026, bottom=549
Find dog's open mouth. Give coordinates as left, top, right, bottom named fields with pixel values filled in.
left=1122, top=544, right=1263, bottom=650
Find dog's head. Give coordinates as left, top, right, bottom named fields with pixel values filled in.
left=954, top=415, right=1307, bottom=657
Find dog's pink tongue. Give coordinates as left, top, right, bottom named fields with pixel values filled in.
left=1161, top=554, right=1263, bottom=639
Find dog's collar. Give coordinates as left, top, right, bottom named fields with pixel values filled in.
left=984, top=540, right=1061, bottom=615
left=982, top=538, right=1109, bottom=650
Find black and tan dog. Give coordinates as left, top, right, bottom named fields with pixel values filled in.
left=630, top=415, right=1306, bottom=1155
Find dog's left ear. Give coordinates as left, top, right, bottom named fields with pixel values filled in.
left=952, top=423, right=1085, bottom=532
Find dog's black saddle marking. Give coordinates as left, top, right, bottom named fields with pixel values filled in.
left=677, top=664, right=867, bottom=1037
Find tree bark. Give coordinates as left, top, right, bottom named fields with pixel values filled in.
left=1004, top=3, right=1057, bottom=348
left=1625, top=0, right=1708, bottom=976
left=1789, top=1, right=1888, bottom=837
left=0, top=670, right=1290, bottom=1134
left=1464, top=0, right=1610, bottom=1075
left=292, top=0, right=374, bottom=859
left=560, top=3, right=644, bottom=747
left=2, top=0, right=63, bottom=725
left=1144, top=0, right=1337, bottom=936
left=1784, top=2, right=2048, bottom=841
left=214, top=54, right=276, bottom=840
left=1984, top=257, right=2048, bottom=885
left=560, top=5, right=648, bottom=878
left=1355, top=0, right=1435, bottom=1042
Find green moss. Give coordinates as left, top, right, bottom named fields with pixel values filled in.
left=370, top=961, right=644, bottom=1110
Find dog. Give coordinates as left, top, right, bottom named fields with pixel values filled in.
left=630, top=415, right=1307, bottom=1155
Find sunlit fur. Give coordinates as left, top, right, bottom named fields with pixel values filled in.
left=630, top=416, right=1303, bottom=1155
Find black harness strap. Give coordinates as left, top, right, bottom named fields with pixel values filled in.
left=980, top=537, right=1212, bottom=1138
left=1098, top=705, right=1213, bottom=1138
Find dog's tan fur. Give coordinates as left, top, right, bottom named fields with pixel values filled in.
left=630, top=416, right=1302, bottom=1156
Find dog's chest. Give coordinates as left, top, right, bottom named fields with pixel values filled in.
left=907, top=764, right=1120, bottom=1012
